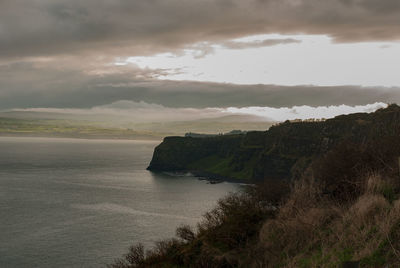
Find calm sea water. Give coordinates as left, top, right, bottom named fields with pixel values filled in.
left=0, top=137, right=239, bottom=268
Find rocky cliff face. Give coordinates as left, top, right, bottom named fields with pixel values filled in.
left=147, top=105, right=400, bottom=181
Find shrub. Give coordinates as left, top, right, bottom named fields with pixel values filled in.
left=312, top=137, right=400, bottom=204
left=176, top=225, right=195, bottom=242
left=108, top=244, right=145, bottom=268
left=197, top=191, right=273, bottom=252
left=246, top=179, right=291, bottom=207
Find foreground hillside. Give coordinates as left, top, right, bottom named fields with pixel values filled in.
left=148, top=104, right=400, bottom=181
left=112, top=105, right=400, bottom=267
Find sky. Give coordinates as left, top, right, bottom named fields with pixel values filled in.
left=1, top=0, right=400, bottom=121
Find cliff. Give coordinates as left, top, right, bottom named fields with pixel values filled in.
left=112, top=104, right=400, bottom=268
left=147, top=104, right=400, bottom=181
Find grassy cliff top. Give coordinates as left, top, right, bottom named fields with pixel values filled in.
left=148, top=104, right=400, bottom=181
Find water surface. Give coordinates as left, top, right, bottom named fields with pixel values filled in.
left=0, top=137, right=239, bottom=268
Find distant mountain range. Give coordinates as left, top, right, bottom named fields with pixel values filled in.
left=0, top=111, right=274, bottom=139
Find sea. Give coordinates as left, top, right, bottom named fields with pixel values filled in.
left=0, top=137, right=239, bottom=268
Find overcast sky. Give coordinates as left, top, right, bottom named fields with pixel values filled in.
left=1, top=0, right=400, bottom=120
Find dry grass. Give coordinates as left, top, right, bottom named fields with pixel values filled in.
left=256, top=173, right=400, bottom=267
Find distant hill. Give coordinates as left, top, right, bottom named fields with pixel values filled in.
left=0, top=111, right=273, bottom=138
left=0, top=117, right=165, bottom=140
left=135, top=114, right=273, bottom=135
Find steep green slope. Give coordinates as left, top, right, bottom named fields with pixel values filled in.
left=148, top=104, right=400, bottom=181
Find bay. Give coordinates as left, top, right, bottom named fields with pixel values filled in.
left=0, top=137, right=239, bottom=268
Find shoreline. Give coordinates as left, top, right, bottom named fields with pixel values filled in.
left=0, top=133, right=163, bottom=142
left=148, top=169, right=251, bottom=184
left=0, top=134, right=162, bottom=143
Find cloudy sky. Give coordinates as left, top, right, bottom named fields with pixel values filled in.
left=1, top=0, right=400, bottom=120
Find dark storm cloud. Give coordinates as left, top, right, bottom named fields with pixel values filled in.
left=1, top=0, right=400, bottom=59
left=0, top=61, right=399, bottom=110
left=1, top=0, right=399, bottom=111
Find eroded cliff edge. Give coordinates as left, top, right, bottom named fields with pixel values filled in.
left=147, top=104, right=400, bottom=182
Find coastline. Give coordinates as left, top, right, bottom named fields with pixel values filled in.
left=0, top=133, right=163, bottom=142
left=148, top=168, right=251, bottom=184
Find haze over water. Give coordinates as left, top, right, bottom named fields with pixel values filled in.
left=0, top=137, right=239, bottom=268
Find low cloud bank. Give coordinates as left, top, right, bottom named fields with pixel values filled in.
left=224, top=102, right=387, bottom=121
left=11, top=101, right=387, bottom=123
